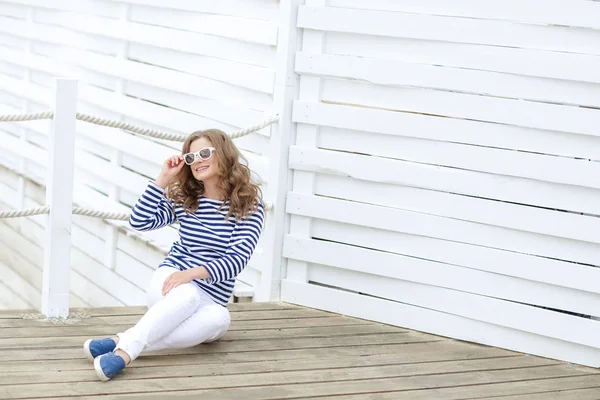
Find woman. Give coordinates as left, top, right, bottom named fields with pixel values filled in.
left=83, top=129, right=265, bottom=381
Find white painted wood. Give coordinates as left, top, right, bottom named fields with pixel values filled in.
left=295, top=53, right=600, bottom=108
left=289, top=146, right=600, bottom=217
left=281, top=281, right=600, bottom=368
left=325, top=33, right=600, bottom=84
left=41, top=78, right=77, bottom=319
left=314, top=174, right=600, bottom=246
left=329, top=0, right=600, bottom=30
left=292, top=101, right=600, bottom=161
left=255, top=0, right=302, bottom=302
left=283, top=236, right=600, bottom=316
left=318, top=126, right=600, bottom=191
left=299, top=6, right=600, bottom=55
left=104, top=0, right=279, bottom=20
left=286, top=192, right=600, bottom=266
left=321, top=79, right=600, bottom=138
left=309, top=218, right=600, bottom=296
left=130, top=4, right=278, bottom=45
left=286, top=0, right=325, bottom=284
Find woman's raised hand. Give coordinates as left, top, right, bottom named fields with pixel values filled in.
left=155, top=155, right=185, bottom=188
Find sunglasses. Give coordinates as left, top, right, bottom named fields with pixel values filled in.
left=183, top=147, right=215, bottom=165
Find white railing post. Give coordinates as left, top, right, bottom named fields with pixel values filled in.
left=41, top=78, right=78, bottom=318
left=256, top=0, right=302, bottom=301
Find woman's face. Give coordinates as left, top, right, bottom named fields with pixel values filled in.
left=188, top=137, right=219, bottom=183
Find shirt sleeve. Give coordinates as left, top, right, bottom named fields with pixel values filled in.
left=203, top=203, right=265, bottom=284
left=129, top=181, right=177, bottom=232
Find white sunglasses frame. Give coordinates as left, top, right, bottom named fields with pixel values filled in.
left=182, top=147, right=216, bottom=165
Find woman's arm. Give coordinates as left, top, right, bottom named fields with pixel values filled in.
left=199, top=204, right=265, bottom=284
left=129, top=181, right=177, bottom=232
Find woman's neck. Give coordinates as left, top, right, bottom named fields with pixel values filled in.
left=202, top=181, right=224, bottom=201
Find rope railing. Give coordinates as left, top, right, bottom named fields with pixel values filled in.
left=0, top=110, right=279, bottom=142
left=0, top=110, right=277, bottom=220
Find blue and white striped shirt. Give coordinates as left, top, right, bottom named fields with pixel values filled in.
left=129, top=181, right=265, bottom=306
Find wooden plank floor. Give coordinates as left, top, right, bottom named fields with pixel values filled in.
left=0, top=302, right=598, bottom=400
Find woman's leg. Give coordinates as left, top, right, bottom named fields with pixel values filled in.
left=144, top=295, right=231, bottom=352
left=114, top=268, right=203, bottom=363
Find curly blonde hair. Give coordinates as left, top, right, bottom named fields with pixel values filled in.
left=166, top=129, right=263, bottom=220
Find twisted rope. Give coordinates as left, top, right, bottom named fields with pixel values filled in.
left=0, top=206, right=128, bottom=220
left=0, top=206, right=50, bottom=218
left=0, top=110, right=279, bottom=141
left=0, top=111, right=53, bottom=122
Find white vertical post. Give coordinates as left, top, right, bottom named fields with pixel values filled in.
left=285, top=0, right=326, bottom=285
left=255, top=0, right=303, bottom=302
left=41, top=78, right=78, bottom=318
left=104, top=3, right=131, bottom=270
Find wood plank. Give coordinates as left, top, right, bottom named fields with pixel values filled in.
left=322, top=78, right=600, bottom=138
left=0, top=340, right=511, bottom=372
left=286, top=190, right=600, bottom=267
left=282, top=281, right=600, bottom=368
left=312, top=171, right=600, bottom=250
left=325, top=33, right=600, bottom=85
left=289, top=146, right=600, bottom=234
left=0, top=332, right=439, bottom=362
left=0, top=316, right=371, bottom=338
left=0, top=325, right=406, bottom=349
left=0, top=352, right=535, bottom=385
left=477, top=387, right=600, bottom=400
left=284, top=236, right=600, bottom=317
left=329, top=0, right=600, bottom=30
left=12, top=365, right=591, bottom=399
left=0, top=308, right=336, bottom=327
left=311, top=219, right=600, bottom=297
left=296, top=53, right=600, bottom=108
left=298, top=6, right=600, bottom=55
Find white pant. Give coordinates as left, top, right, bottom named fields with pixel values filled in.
left=115, top=267, right=230, bottom=362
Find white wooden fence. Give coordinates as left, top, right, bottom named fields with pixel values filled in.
left=0, top=0, right=283, bottom=309
left=280, top=0, right=600, bottom=368
left=2, top=0, right=600, bottom=367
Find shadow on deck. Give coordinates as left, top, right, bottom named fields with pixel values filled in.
left=0, top=302, right=598, bottom=399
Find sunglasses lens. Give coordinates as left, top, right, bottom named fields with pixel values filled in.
left=184, top=153, right=195, bottom=164
left=199, top=148, right=212, bottom=159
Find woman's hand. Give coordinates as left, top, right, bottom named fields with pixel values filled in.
left=155, top=155, right=185, bottom=189
left=162, top=270, right=195, bottom=296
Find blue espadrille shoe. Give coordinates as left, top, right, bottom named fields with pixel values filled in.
left=83, top=338, right=117, bottom=361
left=94, top=352, right=126, bottom=381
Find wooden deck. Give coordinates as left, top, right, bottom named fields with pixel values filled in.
left=0, top=302, right=598, bottom=399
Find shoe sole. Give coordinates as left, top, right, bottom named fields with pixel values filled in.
left=83, top=339, right=95, bottom=361
left=94, top=355, right=110, bottom=382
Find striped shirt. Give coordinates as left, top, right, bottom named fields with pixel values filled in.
left=129, top=181, right=265, bottom=306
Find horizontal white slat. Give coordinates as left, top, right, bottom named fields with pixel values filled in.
left=0, top=2, right=28, bottom=18
left=329, top=0, right=600, bottom=30
left=286, top=191, right=600, bottom=266
left=0, top=16, right=118, bottom=55
left=307, top=263, right=600, bottom=348
left=293, top=101, right=600, bottom=160
left=322, top=79, right=600, bottom=138
left=3, top=0, right=121, bottom=18
left=295, top=53, right=600, bottom=108
left=284, top=236, right=600, bottom=316
left=128, top=43, right=274, bottom=97
left=130, top=4, right=278, bottom=45
left=299, top=6, right=600, bottom=55
left=0, top=32, right=28, bottom=49
left=104, top=0, right=279, bottom=20
left=314, top=174, right=600, bottom=247
left=326, top=33, right=600, bottom=84
left=310, top=218, right=600, bottom=296
left=289, top=146, right=600, bottom=216
left=33, top=10, right=275, bottom=67
left=281, top=281, right=600, bottom=367
left=318, top=126, right=600, bottom=190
